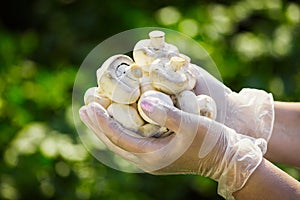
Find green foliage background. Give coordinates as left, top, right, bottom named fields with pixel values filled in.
left=1, top=0, right=300, bottom=199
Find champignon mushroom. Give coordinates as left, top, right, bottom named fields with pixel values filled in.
left=107, top=103, right=145, bottom=132
left=149, top=56, right=196, bottom=94
left=197, top=94, right=217, bottom=120
left=86, top=31, right=217, bottom=139
left=84, top=87, right=111, bottom=108
left=133, top=30, right=179, bottom=72
left=97, top=54, right=142, bottom=104
left=176, top=90, right=199, bottom=115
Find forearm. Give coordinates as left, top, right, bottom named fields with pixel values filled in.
left=233, top=158, right=300, bottom=200
left=265, top=102, right=300, bottom=167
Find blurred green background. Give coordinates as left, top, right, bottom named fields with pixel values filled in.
left=1, top=0, right=300, bottom=199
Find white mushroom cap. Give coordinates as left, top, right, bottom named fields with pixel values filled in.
left=176, top=90, right=199, bottom=115
left=97, top=55, right=142, bottom=104
left=84, top=87, right=111, bottom=108
left=149, top=56, right=196, bottom=94
left=107, top=103, right=145, bottom=132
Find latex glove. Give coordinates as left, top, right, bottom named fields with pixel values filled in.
left=190, top=65, right=274, bottom=142
left=79, top=100, right=266, bottom=200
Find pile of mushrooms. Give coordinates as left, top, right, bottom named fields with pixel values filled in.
left=84, top=31, right=217, bottom=138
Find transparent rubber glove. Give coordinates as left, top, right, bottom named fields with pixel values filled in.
left=190, top=65, right=274, bottom=142
left=79, top=100, right=266, bottom=200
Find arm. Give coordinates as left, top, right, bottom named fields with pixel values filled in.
left=265, top=102, right=300, bottom=167
left=80, top=101, right=272, bottom=199
left=234, top=158, right=300, bottom=200
left=80, top=100, right=300, bottom=200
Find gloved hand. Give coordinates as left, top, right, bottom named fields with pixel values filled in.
left=190, top=65, right=274, bottom=142
left=79, top=98, right=266, bottom=200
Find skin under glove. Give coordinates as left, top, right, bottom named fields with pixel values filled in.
left=79, top=98, right=266, bottom=200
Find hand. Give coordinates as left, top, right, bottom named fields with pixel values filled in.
left=190, top=65, right=274, bottom=142
left=79, top=99, right=266, bottom=199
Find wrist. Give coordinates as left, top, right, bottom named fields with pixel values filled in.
left=196, top=126, right=265, bottom=200
left=233, top=158, right=300, bottom=200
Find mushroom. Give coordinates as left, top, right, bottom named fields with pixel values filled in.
left=176, top=90, right=199, bottom=115
left=133, top=30, right=179, bottom=72
left=137, top=90, right=174, bottom=137
left=139, top=76, right=155, bottom=94
left=176, top=90, right=217, bottom=120
left=107, top=102, right=171, bottom=138
left=107, top=103, right=145, bottom=132
left=84, top=31, right=218, bottom=139
left=84, top=87, right=111, bottom=108
left=197, top=94, right=217, bottom=120
left=138, top=123, right=170, bottom=138
left=149, top=56, right=196, bottom=94
left=97, top=55, right=143, bottom=104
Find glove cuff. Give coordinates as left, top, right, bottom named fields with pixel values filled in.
left=225, top=88, right=275, bottom=143
left=197, top=126, right=265, bottom=200
left=216, top=131, right=265, bottom=200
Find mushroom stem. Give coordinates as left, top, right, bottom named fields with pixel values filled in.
left=169, top=56, right=186, bottom=71
left=149, top=30, right=165, bottom=49
left=129, top=64, right=143, bottom=79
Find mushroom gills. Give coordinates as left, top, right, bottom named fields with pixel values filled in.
left=97, top=54, right=141, bottom=104
left=138, top=123, right=169, bottom=138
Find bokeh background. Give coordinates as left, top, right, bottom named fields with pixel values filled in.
left=1, top=0, right=300, bottom=199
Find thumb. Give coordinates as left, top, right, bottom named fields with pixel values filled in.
left=140, top=97, right=209, bottom=134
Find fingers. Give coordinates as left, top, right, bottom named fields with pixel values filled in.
left=80, top=102, right=171, bottom=153
left=80, top=104, right=183, bottom=173
left=140, top=97, right=222, bottom=168
left=140, top=96, right=231, bottom=162
left=191, top=64, right=229, bottom=95
left=79, top=106, right=144, bottom=165
left=190, top=65, right=230, bottom=123
left=140, top=97, right=211, bottom=134
left=79, top=105, right=104, bottom=135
